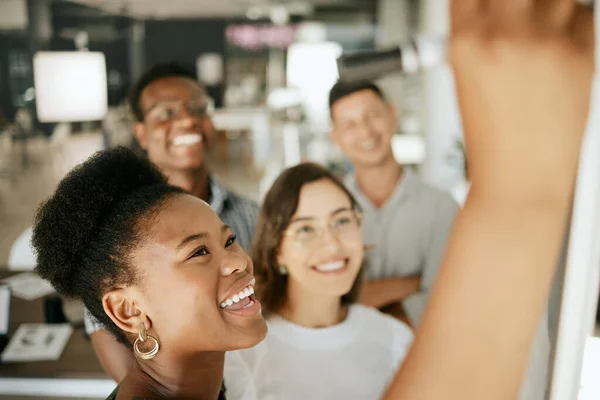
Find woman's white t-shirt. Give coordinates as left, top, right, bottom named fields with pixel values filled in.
left=223, top=304, right=414, bottom=400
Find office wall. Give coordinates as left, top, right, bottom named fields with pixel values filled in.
left=144, top=19, right=226, bottom=107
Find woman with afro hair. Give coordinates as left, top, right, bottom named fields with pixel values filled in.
left=32, top=148, right=267, bottom=399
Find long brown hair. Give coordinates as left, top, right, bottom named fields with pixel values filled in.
left=252, top=162, right=364, bottom=317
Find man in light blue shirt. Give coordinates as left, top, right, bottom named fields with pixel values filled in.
left=329, top=80, right=458, bottom=327
left=329, top=80, right=549, bottom=400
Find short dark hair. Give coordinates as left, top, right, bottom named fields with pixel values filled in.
left=129, top=62, right=197, bottom=122
left=32, top=147, right=184, bottom=345
left=328, top=80, right=387, bottom=110
left=252, top=163, right=364, bottom=317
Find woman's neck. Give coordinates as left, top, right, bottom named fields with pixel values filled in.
left=163, top=167, right=210, bottom=201
left=121, top=351, right=225, bottom=400
left=277, top=280, right=348, bottom=328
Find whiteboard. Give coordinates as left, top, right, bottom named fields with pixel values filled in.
left=549, top=2, right=600, bottom=399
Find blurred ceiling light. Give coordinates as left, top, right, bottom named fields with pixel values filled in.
left=246, top=5, right=264, bottom=20
left=270, top=5, right=289, bottom=25
left=197, top=53, right=224, bottom=86
left=33, top=51, right=108, bottom=123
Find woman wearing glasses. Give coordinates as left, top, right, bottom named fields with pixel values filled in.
left=32, top=148, right=267, bottom=399
left=223, top=163, right=413, bottom=400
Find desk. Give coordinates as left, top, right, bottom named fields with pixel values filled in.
left=0, top=271, right=115, bottom=398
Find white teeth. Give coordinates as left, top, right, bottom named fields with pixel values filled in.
left=240, top=286, right=253, bottom=298
left=220, top=284, right=255, bottom=308
left=173, top=134, right=203, bottom=147
left=315, top=260, right=346, bottom=272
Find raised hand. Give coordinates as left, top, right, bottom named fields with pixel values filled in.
left=450, top=0, right=594, bottom=199
left=384, top=1, right=595, bottom=399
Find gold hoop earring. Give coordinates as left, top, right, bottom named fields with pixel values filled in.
left=133, top=323, right=160, bottom=360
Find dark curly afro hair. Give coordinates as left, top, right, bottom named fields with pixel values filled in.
left=32, top=147, right=184, bottom=345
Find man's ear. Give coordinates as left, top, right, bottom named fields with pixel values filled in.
left=133, top=122, right=149, bottom=150
left=102, top=289, right=151, bottom=337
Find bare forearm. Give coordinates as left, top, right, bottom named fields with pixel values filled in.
left=382, top=1, right=593, bottom=399
left=90, top=330, right=134, bottom=382
left=385, top=195, right=572, bottom=400
left=359, top=277, right=421, bottom=309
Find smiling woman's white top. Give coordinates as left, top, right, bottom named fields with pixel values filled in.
left=223, top=304, right=413, bottom=400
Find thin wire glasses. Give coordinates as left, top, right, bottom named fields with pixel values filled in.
left=144, top=97, right=214, bottom=124
left=282, top=209, right=362, bottom=247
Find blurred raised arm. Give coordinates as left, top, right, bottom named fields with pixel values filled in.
left=385, top=1, right=595, bottom=399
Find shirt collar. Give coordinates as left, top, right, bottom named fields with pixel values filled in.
left=208, top=175, right=229, bottom=214
left=346, top=168, right=416, bottom=211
